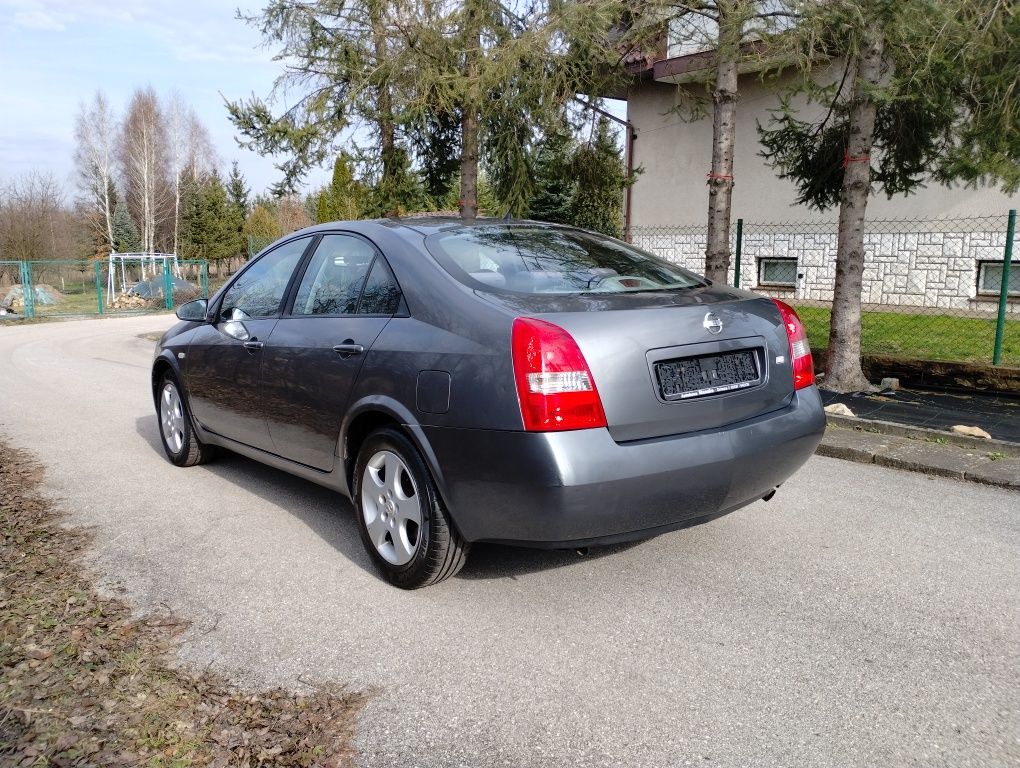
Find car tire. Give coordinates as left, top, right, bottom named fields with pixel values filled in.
left=353, top=427, right=469, bottom=589
left=157, top=372, right=216, bottom=467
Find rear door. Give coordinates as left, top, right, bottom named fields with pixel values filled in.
left=261, top=233, right=403, bottom=470
left=185, top=237, right=312, bottom=451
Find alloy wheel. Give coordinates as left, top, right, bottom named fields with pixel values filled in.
left=361, top=450, right=422, bottom=566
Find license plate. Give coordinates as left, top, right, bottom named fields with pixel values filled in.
left=655, top=350, right=760, bottom=400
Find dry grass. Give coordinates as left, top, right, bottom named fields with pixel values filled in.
left=0, top=439, right=365, bottom=767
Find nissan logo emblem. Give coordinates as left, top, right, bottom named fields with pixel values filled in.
left=703, top=312, right=724, bottom=335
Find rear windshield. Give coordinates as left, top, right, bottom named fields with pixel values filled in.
left=424, top=226, right=706, bottom=294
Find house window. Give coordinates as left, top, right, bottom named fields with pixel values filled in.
left=758, top=258, right=798, bottom=288
left=978, top=261, right=1019, bottom=296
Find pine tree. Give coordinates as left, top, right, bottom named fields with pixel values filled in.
left=475, top=172, right=504, bottom=217
left=668, top=1, right=796, bottom=282
left=568, top=119, right=628, bottom=238
left=229, top=1, right=628, bottom=218
left=364, top=147, right=430, bottom=218
left=111, top=200, right=140, bottom=253
left=758, top=0, right=1019, bottom=392
left=225, top=161, right=249, bottom=259
left=227, top=160, right=250, bottom=215
left=178, top=172, right=235, bottom=268
left=529, top=130, right=576, bottom=224
left=316, top=154, right=367, bottom=223
left=177, top=172, right=203, bottom=260
left=410, top=111, right=462, bottom=208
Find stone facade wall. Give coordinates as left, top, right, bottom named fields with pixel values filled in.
left=631, top=220, right=1018, bottom=315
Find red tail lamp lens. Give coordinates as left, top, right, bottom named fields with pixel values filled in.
left=511, top=317, right=607, bottom=431
left=773, top=300, right=815, bottom=390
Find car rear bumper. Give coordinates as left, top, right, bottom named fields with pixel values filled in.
left=422, top=387, right=826, bottom=546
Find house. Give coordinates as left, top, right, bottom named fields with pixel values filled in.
left=620, top=34, right=1019, bottom=313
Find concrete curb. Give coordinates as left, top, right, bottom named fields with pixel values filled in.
left=825, top=412, right=1020, bottom=456
left=818, top=422, right=1020, bottom=491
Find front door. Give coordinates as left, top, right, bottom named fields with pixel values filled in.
left=185, top=236, right=312, bottom=451
left=261, top=233, right=404, bottom=470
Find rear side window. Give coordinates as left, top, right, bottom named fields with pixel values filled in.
left=425, top=226, right=705, bottom=294
left=292, top=234, right=376, bottom=316
left=358, top=258, right=403, bottom=315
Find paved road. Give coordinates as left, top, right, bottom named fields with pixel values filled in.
left=1, top=315, right=1018, bottom=768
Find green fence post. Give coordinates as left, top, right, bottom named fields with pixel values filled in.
left=993, top=208, right=1016, bottom=366
left=163, top=259, right=173, bottom=311
left=201, top=261, right=209, bottom=298
left=733, top=218, right=743, bottom=288
left=94, top=260, right=104, bottom=314
left=19, top=261, right=35, bottom=318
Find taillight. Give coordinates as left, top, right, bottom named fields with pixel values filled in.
left=511, top=317, right=607, bottom=431
left=773, top=300, right=814, bottom=390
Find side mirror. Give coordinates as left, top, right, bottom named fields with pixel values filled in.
left=176, top=299, right=208, bottom=322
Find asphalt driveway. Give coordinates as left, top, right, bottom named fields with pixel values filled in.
left=1, top=315, right=1018, bottom=767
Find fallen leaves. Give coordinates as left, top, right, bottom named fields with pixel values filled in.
left=0, top=439, right=366, bottom=766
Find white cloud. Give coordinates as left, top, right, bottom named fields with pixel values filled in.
left=172, top=41, right=275, bottom=67
left=0, top=1, right=323, bottom=195
left=12, top=9, right=66, bottom=30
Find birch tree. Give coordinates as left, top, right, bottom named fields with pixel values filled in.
left=73, top=91, right=118, bottom=253
left=118, top=88, right=171, bottom=253
left=166, top=92, right=189, bottom=256
left=166, top=93, right=217, bottom=255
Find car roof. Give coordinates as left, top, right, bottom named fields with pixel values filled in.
left=282, top=216, right=570, bottom=240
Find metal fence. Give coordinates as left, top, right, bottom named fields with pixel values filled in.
left=632, top=211, right=1019, bottom=367
left=0, top=258, right=210, bottom=319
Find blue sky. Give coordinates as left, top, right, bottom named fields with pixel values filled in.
left=0, top=1, right=628, bottom=202
left=0, top=0, right=332, bottom=198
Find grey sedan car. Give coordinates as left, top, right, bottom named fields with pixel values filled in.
left=152, top=218, right=825, bottom=588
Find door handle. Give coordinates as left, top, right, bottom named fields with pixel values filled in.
left=332, top=343, right=364, bottom=358
left=243, top=340, right=264, bottom=351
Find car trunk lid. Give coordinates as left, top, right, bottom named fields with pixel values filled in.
left=500, top=290, right=796, bottom=442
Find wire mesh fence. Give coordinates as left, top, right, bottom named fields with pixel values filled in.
left=631, top=213, right=1019, bottom=367
left=0, top=258, right=210, bottom=318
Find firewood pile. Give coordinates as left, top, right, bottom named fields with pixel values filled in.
left=110, top=293, right=158, bottom=309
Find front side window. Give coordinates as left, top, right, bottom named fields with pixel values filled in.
left=292, top=235, right=376, bottom=315
left=978, top=261, right=1019, bottom=296
left=221, top=237, right=309, bottom=318
left=425, top=226, right=705, bottom=295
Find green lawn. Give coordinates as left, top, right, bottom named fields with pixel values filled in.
left=795, top=305, right=1020, bottom=367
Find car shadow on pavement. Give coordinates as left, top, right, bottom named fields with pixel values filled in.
left=136, top=414, right=647, bottom=584
left=134, top=415, right=379, bottom=579
left=456, top=539, right=645, bottom=581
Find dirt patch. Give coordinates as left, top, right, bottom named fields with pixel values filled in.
left=0, top=438, right=365, bottom=767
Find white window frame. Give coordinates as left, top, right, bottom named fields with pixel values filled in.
left=977, top=260, right=1019, bottom=297
left=757, top=257, right=798, bottom=288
